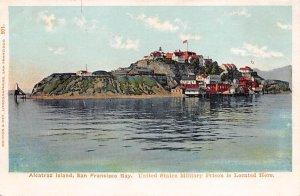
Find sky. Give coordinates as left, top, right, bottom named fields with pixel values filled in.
left=9, top=6, right=292, bottom=91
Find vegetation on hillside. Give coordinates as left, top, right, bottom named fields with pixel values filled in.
left=31, top=74, right=168, bottom=96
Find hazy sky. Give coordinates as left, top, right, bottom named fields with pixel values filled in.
left=9, top=6, right=292, bottom=91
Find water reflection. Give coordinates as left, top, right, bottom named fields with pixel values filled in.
left=9, top=94, right=292, bottom=172
left=30, top=96, right=260, bottom=153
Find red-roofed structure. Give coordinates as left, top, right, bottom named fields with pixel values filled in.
left=172, top=51, right=185, bottom=63
left=166, top=53, right=173, bottom=59
left=239, top=66, right=252, bottom=71
left=183, top=51, right=196, bottom=61
left=221, top=64, right=237, bottom=71
left=239, top=66, right=254, bottom=77
left=150, top=51, right=163, bottom=58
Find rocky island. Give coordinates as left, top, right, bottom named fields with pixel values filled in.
left=30, top=48, right=291, bottom=99
left=31, top=73, right=171, bottom=99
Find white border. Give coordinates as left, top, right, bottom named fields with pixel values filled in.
left=1, top=0, right=299, bottom=195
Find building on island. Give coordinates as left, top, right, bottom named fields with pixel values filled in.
left=143, top=47, right=205, bottom=66
left=128, top=66, right=154, bottom=75
left=204, top=75, right=221, bottom=84
left=165, top=52, right=173, bottom=60
left=196, top=74, right=207, bottom=84
left=76, top=70, right=93, bottom=76
left=171, top=87, right=184, bottom=95
left=188, top=54, right=205, bottom=67
left=183, top=51, right=196, bottom=62
left=174, top=51, right=205, bottom=66
left=92, top=70, right=111, bottom=77
left=199, top=56, right=205, bottom=66
left=150, top=51, right=163, bottom=60
left=188, top=54, right=203, bottom=65
left=221, top=64, right=237, bottom=72
left=111, top=67, right=131, bottom=76
left=184, top=88, right=206, bottom=97
left=76, top=64, right=93, bottom=76
left=144, top=47, right=166, bottom=60
left=172, top=51, right=185, bottom=63
left=143, top=55, right=151, bottom=60
left=180, top=74, right=197, bottom=85
left=239, top=66, right=254, bottom=77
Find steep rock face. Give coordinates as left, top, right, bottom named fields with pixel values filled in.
left=135, top=59, right=196, bottom=86
left=31, top=73, right=169, bottom=96
left=264, top=80, right=291, bottom=93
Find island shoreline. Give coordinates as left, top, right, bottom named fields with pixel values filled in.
left=29, top=94, right=185, bottom=100
left=27, top=91, right=291, bottom=100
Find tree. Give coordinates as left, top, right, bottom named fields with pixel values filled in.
left=232, top=70, right=242, bottom=80
left=190, top=58, right=200, bottom=74
left=221, top=73, right=230, bottom=81
left=205, top=61, right=212, bottom=72
left=199, top=66, right=205, bottom=74
left=210, top=61, right=219, bottom=75
left=205, top=67, right=210, bottom=75
left=190, top=58, right=199, bottom=66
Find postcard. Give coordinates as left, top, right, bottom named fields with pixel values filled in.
left=0, top=0, right=300, bottom=195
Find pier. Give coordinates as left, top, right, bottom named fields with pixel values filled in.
left=14, top=83, right=26, bottom=101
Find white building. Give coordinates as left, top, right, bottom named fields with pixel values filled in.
left=172, top=52, right=185, bottom=63
left=76, top=70, right=93, bottom=76
left=204, top=75, right=221, bottom=84
left=180, top=74, right=197, bottom=85
left=198, top=55, right=204, bottom=66
left=196, top=75, right=207, bottom=84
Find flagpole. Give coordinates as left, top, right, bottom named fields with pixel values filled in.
left=183, top=40, right=188, bottom=52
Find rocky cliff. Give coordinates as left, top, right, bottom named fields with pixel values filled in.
left=31, top=73, right=169, bottom=97
left=134, top=59, right=196, bottom=86
left=264, top=80, right=291, bottom=93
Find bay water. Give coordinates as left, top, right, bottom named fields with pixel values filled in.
left=9, top=94, right=291, bottom=172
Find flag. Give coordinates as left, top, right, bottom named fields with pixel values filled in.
left=183, top=40, right=188, bottom=44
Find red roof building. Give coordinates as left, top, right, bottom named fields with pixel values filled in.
left=221, top=64, right=237, bottom=71
left=150, top=51, right=162, bottom=57
left=172, top=51, right=185, bottom=63
left=173, top=51, right=184, bottom=56
left=166, top=53, right=173, bottom=59
left=239, top=66, right=253, bottom=71
left=183, top=51, right=196, bottom=61
left=239, top=66, right=254, bottom=78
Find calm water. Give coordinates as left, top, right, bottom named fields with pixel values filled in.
left=9, top=94, right=291, bottom=172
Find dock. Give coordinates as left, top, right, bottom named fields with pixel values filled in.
left=14, top=83, right=26, bottom=100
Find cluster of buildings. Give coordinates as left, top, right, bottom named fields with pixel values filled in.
left=75, top=47, right=265, bottom=97
left=143, top=47, right=212, bottom=66
left=173, top=64, right=264, bottom=96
